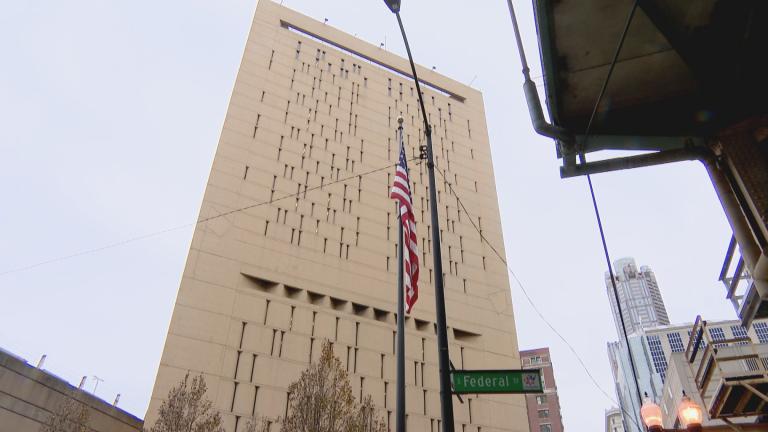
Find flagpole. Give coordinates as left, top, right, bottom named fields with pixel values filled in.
left=389, top=10, right=455, bottom=432
left=395, top=117, right=407, bottom=432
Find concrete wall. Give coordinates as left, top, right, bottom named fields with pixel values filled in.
left=0, top=349, right=143, bottom=432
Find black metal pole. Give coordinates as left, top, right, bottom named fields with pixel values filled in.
left=393, top=12, right=455, bottom=432
left=396, top=120, right=407, bottom=432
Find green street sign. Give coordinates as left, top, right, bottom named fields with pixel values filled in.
left=451, top=369, right=543, bottom=394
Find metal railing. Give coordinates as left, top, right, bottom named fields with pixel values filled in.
left=685, top=316, right=768, bottom=418
left=719, top=236, right=757, bottom=321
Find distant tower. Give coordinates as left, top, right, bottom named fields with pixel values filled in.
left=606, top=257, right=670, bottom=338
left=605, top=258, right=670, bottom=432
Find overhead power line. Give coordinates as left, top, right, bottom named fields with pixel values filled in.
left=577, top=0, right=644, bottom=425
left=435, top=166, right=642, bottom=430
left=0, top=161, right=403, bottom=277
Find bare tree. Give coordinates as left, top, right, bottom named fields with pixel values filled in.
left=281, top=341, right=386, bottom=432
left=243, top=417, right=272, bottom=432
left=40, top=398, right=89, bottom=432
left=349, top=396, right=387, bottom=432
left=150, top=372, right=224, bottom=432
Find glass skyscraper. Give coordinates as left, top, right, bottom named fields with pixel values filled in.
left=605, top=258, right=670, bottom=432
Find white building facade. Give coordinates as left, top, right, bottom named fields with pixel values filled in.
left=609, top=318, right=768, bottom=431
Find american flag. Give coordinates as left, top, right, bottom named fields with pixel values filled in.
left=390, top=142, right=419, bottom=313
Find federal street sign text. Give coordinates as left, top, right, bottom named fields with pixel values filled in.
left=451, top=369, right=543, bottom=394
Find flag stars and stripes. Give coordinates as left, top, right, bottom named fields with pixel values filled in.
left=391, top=143, right=419, bottom=313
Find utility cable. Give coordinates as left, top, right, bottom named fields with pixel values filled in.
left=434, top=166, right=643, bottom=431
left=576, top=1, right=646, bottom=427
left=0, top=161, right=405, bottom=277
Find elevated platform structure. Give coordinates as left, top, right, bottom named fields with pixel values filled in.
left=529, top=0, right=768, bottom=326
left=685, top=317, right=768, bottom=420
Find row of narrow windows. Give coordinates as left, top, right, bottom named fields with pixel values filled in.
left=289, top=36, right=473, bottom=146
left=262, top=50, right=479, bottom=175
left=248, top=41, right=491, bottom=284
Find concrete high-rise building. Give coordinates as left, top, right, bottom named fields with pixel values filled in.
left=520, top=348, right=564, bottom=432
left=145, top=2, right=527, bottom=431
left=606, top=258, right=670, bottom=338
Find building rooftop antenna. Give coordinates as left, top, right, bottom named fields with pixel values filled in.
left=92, top=375, right=104, bottom=395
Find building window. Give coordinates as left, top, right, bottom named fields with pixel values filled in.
left=529, top=356, right=542, bottom=365
left=709, top=327, right=727, bottom=347
left=647, top=334, right=668, bottom=382
left=536, top=395, right=548, bottom=405
left=754, top=322, right=768, bottom=344
left=537, top=409, right=549, bottom=419
left=539, top=424, right=552, bottom=432
left=731, top=325, right=750, bottom=345
left=667, top=332, right=685, bottom=352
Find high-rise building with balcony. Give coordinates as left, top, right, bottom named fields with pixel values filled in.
left=145, top=2, right=527, bottom=431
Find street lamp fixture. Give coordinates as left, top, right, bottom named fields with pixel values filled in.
left=677, top=393, right=703, bottom=432
left=641, top=395, right=664, bottom=432
left=383, top=0, right=400, bottom=13
left=382, top=1, right=454, bottom=432
left=641, top=391, right=704, bottom=432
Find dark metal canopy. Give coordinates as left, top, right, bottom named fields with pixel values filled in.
left=534, top=0, right=768, bottom=156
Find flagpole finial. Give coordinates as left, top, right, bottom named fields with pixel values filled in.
left=397, top=115, right=404, bottom=125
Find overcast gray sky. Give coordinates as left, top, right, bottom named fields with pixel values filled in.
left=0, top=1, right=736, bottom=430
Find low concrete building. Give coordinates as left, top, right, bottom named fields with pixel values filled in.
left=604, top=407, right=624, bottom=432
left=0, top=348, right=143, bottom=432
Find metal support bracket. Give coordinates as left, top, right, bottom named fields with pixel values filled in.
left=448, top=361, right=464, bottom=403
left=419, top=145, right=428, bottom=160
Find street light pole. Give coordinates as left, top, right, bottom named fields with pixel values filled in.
left=383, top=2, right=455, bottom=431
